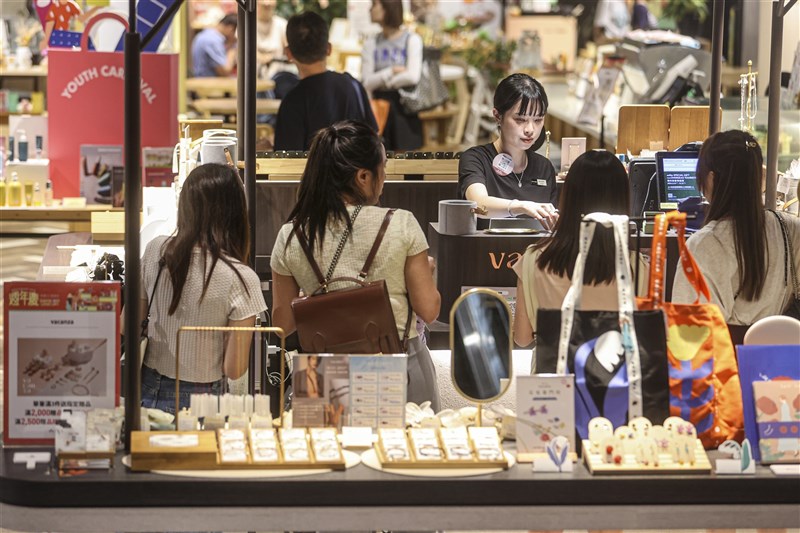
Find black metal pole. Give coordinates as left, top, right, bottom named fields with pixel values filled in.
left=123, top=2, right=142, bottom=452
left=765, top=0, right=784, bottom=210
left=237, top=8, right=246, bottom=161
left=243, top=0, right=258, bottom=393
left=709, top=0, right=724, bottom=136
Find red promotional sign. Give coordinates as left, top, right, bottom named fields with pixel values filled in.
left=47, top=50, right=178, bottom=198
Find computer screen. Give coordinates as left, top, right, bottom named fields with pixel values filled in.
left=656, top=152, right=700, bottom=210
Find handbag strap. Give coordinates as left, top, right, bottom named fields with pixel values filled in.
left=771, top=210, right=800, bottom=299
left=557, top=213, right=643, bottom=420
left=141, top=259, right=164, bottom=337
left=646, top=211, right=711, bottom=307
left=359, top=208, right=397, bottom=278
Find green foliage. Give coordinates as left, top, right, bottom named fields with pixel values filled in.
left=463, top=34, right=516, bottom=89
left=662, top=0, right=709, bottom=24
left=276, top=0, right=347, bottom=27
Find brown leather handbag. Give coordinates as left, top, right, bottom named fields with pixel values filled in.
left=291, top=207, right=411, bottom=354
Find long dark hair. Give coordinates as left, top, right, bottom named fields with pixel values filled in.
left=287, top=120, right=384, bottom=252
left=377, top=0, right=404, bottom=29
left=535, top=150, right=630, bottom=284
left=162, top=163, right=250, bottom=315
left=698, top=130, right=766, bottom=300
left=494, top=73, right=549, bottom=118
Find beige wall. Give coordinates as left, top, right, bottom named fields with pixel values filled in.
left=757, top=0, right=800, bottom=94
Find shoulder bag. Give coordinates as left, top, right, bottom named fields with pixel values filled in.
left=291, top=207, right=411, bottom=354
left=398, top=45, right=449, bottom=114
left=535, top=213, right=670, bottom=440
left=771, top=210, right=800, bottom=320
left=637, top=211, right=743, bottom=448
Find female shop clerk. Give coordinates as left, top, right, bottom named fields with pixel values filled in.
left=458, top=73, right=559, bottom=229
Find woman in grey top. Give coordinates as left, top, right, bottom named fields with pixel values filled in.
left=140, top=164, right=267, bottom=413
left=271, top=120, right=442, bottom=411
left=672, top=131, right=800, bottom=329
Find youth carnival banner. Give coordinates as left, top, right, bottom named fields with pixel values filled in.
left=47, top=49, right=178, bottom=198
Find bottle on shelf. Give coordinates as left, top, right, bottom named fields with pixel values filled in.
left=8, top=172, right=22, bottom=207
left=17, top=130, right=28, bottom=162
left=44, top=178, right=53, bottom=207
left=0, top=175, right=6, bottom=206
left=23, top=181, right=33, bottom=206
left=8, top=136, right=14, bottom=162
left=32, top=182, right=42, bottom=206
left=35, top=135, right=43, bottom=159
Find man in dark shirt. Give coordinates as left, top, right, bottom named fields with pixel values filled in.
left=274, top=12, right=377, bottom=150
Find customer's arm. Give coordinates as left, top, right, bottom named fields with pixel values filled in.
left=272, top=272, right=301, bottom=336
left=223, top=316, right=257, bottom=379
left=514, top=277, right=534, bottom=346
left=384, top=33, right=422, bottom=89
left=360, top=38, right=386, bottom=92
left=405, top=251, right=440, bottom=324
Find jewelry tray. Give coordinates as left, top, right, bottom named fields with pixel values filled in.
left=582, top=439, right=712, bottom=475
left=374, top=428, right=509, bottom=470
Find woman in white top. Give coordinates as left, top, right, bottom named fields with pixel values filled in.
left=361, top=0, right=424, bottom=150
left=514, top=150, right=649, bottom=369
left=271, top=120, right=442, bottom=410
left=672, top=130, right=800, bottom=330
left=140, top=164, right=267, bottom=414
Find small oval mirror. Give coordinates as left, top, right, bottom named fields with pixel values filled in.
left=449, top=289, right=512, bottom=403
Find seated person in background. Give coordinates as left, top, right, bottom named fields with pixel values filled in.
left=273, top=12, right=377, bottom=151
left=672, top=130, right=800, bottom=327
left=593, top=0, right=631, bottom=42
left=191, top=14, right=238, bottom=77
left=256, top=0, right=289, bottom=79
left=631, top=0, right=657, bottom=31
left=513, top=150, right=649, bottom=365
left=458, top=73, right=558, bottom=229
left=361, top=0, right=424, bottom=151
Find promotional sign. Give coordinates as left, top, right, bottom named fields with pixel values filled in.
left=3, top=282, right=121, bottom=445
left=47, top=49, right=178, bottom=198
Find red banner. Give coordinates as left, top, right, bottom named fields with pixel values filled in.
left=47, top=50, right=178, bottom=198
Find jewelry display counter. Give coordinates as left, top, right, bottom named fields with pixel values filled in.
left=1, top=444, right=798, bottom=532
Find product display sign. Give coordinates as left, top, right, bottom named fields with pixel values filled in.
left=516, top=374, right=575, bottom=457
left=3, top=282, right=121, bottom=445
left=292, top=354, right=408, bottom=430
left=47, top=49, right=178, bottom=198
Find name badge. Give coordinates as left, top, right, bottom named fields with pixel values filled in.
left=536, top=179, right=547, bottom=186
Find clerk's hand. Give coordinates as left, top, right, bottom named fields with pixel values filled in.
left=514, top=201, right=558, bottom=231
left=392, top=66, right=407, bottom=74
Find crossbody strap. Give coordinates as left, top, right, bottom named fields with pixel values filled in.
left=141, top=259, right=164, bottom=337
left=771, top=210, right=800, bottom=299
left=295, top=206, right=362, bottom=292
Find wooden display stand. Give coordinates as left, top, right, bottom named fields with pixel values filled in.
left=616, top=105, right=670, bottom=155
left=668, top=106, right=719, bottom=149
left=582, top=439, right=711, bottom=475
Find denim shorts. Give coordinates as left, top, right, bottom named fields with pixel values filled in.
left=140, top=365, right=224, bottom=414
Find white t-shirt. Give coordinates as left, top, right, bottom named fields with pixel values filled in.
left=142, top=236, right=267, bottom=382
left=672, top=213, right=800, bottom=325
left=270, top=205, right=429, bottom=338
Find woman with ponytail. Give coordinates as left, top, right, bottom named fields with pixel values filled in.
left=140, top=163, right=267, bottom=413
left=270, top=120, right=441, bottom=410
left=672, top=130, right=800, bottom=325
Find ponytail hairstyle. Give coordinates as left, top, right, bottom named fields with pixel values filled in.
left=287, top=120, right=384, bottom=252
left=163, top=163, right=250, bottom=315
left=535, top=150, right=630, bottom=284
left=697, top=129, right=766, bottom=301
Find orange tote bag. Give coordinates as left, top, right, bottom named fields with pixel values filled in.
left=637, top=211, right=744, bottom=448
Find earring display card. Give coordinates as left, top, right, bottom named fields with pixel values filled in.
left=349, top=355, right=407, bottom=429
left=753, top=380, right=800, bottom=464
left=516, top=374, right=575, bottom=462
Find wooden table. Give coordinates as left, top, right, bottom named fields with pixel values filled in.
left=191, top=97, right=281, bottom=118
left=186, top=77, right=274, bottom=96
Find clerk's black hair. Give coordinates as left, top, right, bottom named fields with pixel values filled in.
left=287, top=120, right=383, bottom=253
left=494, top=73, right=549, bottom=118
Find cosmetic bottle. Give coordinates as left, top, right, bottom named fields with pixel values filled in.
left=8, top=172, right=22, bottom=207
left=44, top=178, right=53, bottom=206
left=0, top=175, right=6, bottom=206
left=35, top=135, right=43, bottom=159
left=17, top=130, right=28, bottom=162
left=8, top=137, right=14, bottom=162
left=32, top=181, right=42, bottom=206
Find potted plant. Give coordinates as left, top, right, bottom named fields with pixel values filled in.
left=662, top=0, right=709, bottom=37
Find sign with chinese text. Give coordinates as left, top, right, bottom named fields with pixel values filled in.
left=3, top=282, right=121, bottom=445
